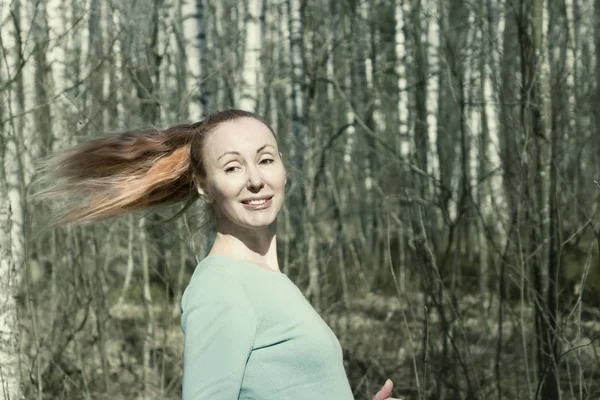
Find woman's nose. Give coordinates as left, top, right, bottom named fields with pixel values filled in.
left=246, top=166, right=264, bottom=190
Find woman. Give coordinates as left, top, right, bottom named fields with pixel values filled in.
left=42, top=109, right=399, bottom=400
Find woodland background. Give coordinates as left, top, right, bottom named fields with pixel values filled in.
left=1, top=0, right=600, bottom=399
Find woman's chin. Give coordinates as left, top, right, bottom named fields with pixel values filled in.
left=246, top=220, right=277, bottom=231
left=220, top=215, right=277, bottom=232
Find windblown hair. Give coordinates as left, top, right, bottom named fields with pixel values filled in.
left=37, top=109, right=267, bottom=225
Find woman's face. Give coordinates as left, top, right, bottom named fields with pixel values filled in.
left=199, top=117, right=286, bottom=232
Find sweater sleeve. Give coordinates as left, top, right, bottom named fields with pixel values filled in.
left=181, top=268, right=257, bottom=400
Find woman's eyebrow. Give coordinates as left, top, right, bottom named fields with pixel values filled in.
left=217, top=144, right=276, bottom=161
left=258, top=144, right=276, bottom=153
left=217, top=150, right=240, bottom=161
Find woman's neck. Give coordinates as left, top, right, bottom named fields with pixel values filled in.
left=208, top=224, right=280, bottom=271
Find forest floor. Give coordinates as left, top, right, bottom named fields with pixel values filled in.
left=17, top=287, right=600, bottom=400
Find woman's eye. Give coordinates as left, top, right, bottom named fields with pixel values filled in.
left=225, top=166, right=239, bottom=173
left=261, top=159, right=274, bottom=164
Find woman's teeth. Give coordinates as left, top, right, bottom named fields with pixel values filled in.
left=244, top=199, right=268, bottom=205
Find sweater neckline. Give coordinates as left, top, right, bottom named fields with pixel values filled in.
left=204, top=254, right=287, bottom=276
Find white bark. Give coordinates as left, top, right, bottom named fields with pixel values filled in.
left=239, top=0, right=262, bottom=111
left=278, top=0, right=291, bottom=123
left=396, top=0, right=409, bottom=157
left=46, top=0, right=71, bottom=147
left=427, top=0, right=439, bottom=181
left=4, top=131, right=25, bottom=301
left=140, top=217, right=155, bottom=397
left=476, top=2, right=490, bottom=305
left=115, top=215, right=135, bottom=307
left=0, top=3, right=25, bottom=398
left=266, top=1, right=279, bottom=130
left=0, top=179, right=24, bottom=400
left=326, top=9, right=334, bottom=104
left=2, top=0, right=26, bottom=290
left=105, top=3, right=121, bottom=130
left=86, top=0, right=104, bottom=135
left=288, top=0, right=303, bottom=119
left=214, top=1, right=226, bottom=108
left=392, top=0, right=410, bottom=291
left=287, top=0, right=306, bottom=166
left=181, top=0, right=200, bottom=118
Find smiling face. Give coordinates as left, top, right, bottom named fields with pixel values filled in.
left=198, top=117, right=286, bottom=232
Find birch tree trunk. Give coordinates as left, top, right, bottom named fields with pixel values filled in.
left=114, top=215, right=135, bottom=308
left=0, top=182, right=24, bottom=400
left=435, top=0, right=457, bottom=255
left=451, top=0, right=471, bottom=279
left=3, top=0, right=27, bottom=293
left=129, top=0, right=162, bottom=124
left=0, top=5, right=25, bottom=385
left=411, top=0, right=429, bottom=201
left=395, top=0, right=409, bottom=291
left=287, top=0, right=306, bottom=171
left=239, top=0, right=262, bottom=111
left=183, top=0, right=210, bottom=118
left=1, top=8, right=27, bottom=398
left=10, top=0, right=26, bottom=143
left=85, top=0, right=104, bottom=136
left=499, top=0, right=521, bottom=228
left=543, top=0, right=565, bottom=398
left=355, top=0, right=378, bottom=274
left=140, top=217, right=156, bottom=398
left=477, top=0, right=490, bottom=304
left=105, top=2, right=119, bottom=130
left=519, top=0, right=558, bottom=397
left=595, top=0, right=600, bottom=172
left=286, top=0, right=319, bottom=307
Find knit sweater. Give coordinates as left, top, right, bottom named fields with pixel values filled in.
left=180, top=254, right=355, bottom=400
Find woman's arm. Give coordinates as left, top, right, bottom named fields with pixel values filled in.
left=181, top=269, right=257, bottom=399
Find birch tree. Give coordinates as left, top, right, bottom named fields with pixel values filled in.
left=0, top=156, right=24, bottom=400
left=476, top=0, right=491, bottom=303
left=287, top=0, right=306, bottom=171
left=83, top=0, right=104, bottom=136
left=595, top=0, right=600, bottom=174
left=518, top=0, right=558, bottom=397
left=0, top=7, right=24, bottom=395
left=239, top=0, right=262, bottom=111
left=182, top=0, right=210, bottom=118
left=411, top=0, right=429, bottom=201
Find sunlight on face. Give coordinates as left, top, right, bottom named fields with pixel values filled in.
left=200, top=117, right=286, bottom=232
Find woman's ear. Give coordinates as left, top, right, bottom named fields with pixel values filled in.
left=196, top=184, right=213, bottom=203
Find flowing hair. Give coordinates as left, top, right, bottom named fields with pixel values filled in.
left=35, top=109, right=265, bottom=225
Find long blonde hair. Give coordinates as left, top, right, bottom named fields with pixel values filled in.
left=37, top=109, right=270, bottom=225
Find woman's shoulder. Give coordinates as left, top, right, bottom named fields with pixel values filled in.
left=191, top=254, right=238, bottom=280
left=182, top=256, right=247, bottom=305
left=180, top=256, right=258, bottom=332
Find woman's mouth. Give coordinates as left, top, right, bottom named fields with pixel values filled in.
left=241, top=196, right=273, bottom=210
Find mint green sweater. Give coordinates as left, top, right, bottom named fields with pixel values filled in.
left=180, top=255, right=355, bottom=400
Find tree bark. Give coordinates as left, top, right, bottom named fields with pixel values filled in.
left=183, top=0, right=210, bottom=117
left=140, top=217, right=156, bottom=398
left=287, top=0, right=306, bottom=172
left=595, top=0, right=600, bottom=173
left=0, top=181, right=24, bottom=400
left=1, top=3, right=26, bottom=397
left=411, top=0, right=429, bottom=200
left=519, top=0, right=558, bottom=397
left=240, top=0, right=262, bottom=111
left=477, top=0, right=490, bottom=305
left=84, top=0, right=103, bottom=137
